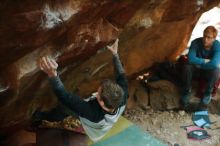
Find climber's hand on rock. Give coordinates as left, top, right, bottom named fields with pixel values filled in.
left=38, top=56, right=58, bottom=77
left=107, top=39, right=119, bottom=55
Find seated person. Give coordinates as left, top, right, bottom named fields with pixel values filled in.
left=181, top=26, right=220, bottom=108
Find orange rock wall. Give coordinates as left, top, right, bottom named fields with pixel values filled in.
left=0, top=0, right=219, bottom=133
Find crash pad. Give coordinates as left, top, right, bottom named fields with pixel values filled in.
left=37, top=116, right=167, bottom=146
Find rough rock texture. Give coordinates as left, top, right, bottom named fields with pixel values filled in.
left=148, top=80, right=180, bottom=110
left=0, top=0, right=220, bottom=134
left=128, top=77, right=220, bottom=114
left=127, top=80, right=149, bottom=110
left=3, top=130, right=36, bottom=146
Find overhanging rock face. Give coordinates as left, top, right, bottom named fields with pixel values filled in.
left=0, top=0, right=219, bottom=133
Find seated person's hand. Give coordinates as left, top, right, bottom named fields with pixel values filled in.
left=38, top=56, right=58, bottom=77
left=204, top=59, right=210, bottom=63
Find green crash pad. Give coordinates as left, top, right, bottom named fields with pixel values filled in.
left=89, top=116, right=167, bottom=146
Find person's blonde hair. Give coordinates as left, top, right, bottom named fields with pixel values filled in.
left=204, top=26, right=218, bottom=38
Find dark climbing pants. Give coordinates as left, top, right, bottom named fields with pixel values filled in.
left=181, top=64, right=220, bottom=104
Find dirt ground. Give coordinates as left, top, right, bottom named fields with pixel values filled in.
left=124, top=98, right=220, bottom=146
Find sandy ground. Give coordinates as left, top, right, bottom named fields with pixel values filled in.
left=124, top=104, right=220, bottom=146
